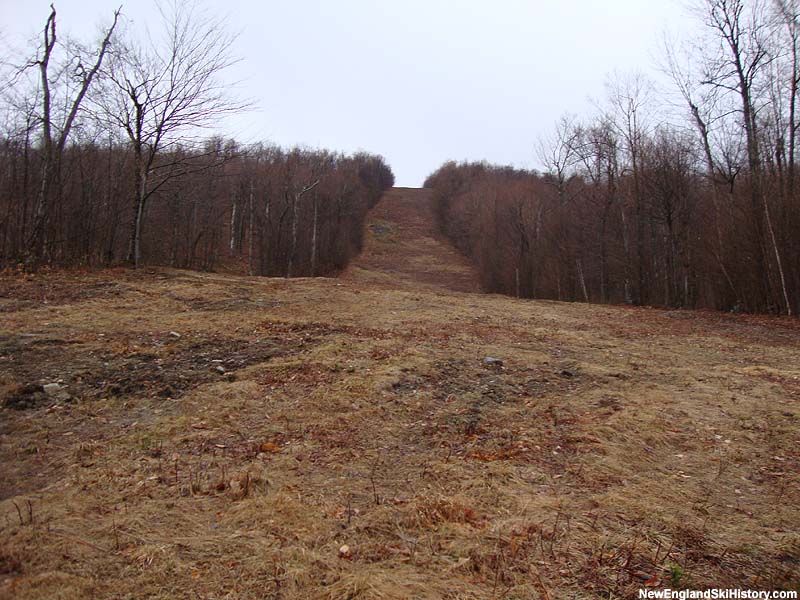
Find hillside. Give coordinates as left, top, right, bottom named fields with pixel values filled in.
left=344, top=187, right=480, bottom=293
left=1, top=188, right=799, bottom=599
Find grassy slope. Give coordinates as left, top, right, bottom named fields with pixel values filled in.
left=1, top=188, right=799, bottom=599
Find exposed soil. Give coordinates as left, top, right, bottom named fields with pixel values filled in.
left=1, top=188, right=799, bottom=599
left=345, top=187, right=481, bottom=293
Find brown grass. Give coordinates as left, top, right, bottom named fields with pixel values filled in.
left=1, top=188, right=799, bottom=599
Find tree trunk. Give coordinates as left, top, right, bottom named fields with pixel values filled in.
left=28, top=9, right=56, bottom=266
left=577, top=259, right=589, bottom=302
left=29, top=158, right=52, bottom=264
left=287, top=179, right=319, bottom=278
left=229, top=192, right=237, bottom=256
left=600, top=198, right=611, bottom=303
left=689, top=102, right=740, bottom=307
left=287, top=193, right=298, bottom=278
left=248, top=181, right=254, bottom=276
left=620, top=205, right=633, bottom=304
left=310, top=192, right=318, bottom=277
left=130, top=164, right=148, bottom=269
left=764, top=195, right=793, bottom=315
left=29, top=5, right=118, bottom=268
left=262, top=190, right=271, bottom=275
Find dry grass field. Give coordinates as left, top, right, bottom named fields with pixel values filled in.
left=1, top=188, right=799, bottom=599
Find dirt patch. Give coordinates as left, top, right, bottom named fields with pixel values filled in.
left=2, top=384, right=47, bottom=410
left=0, top=333, right=296, bottom=405
left=85, top=337, right=290, bottom=400
left=0, top=272, right=130, bottom=312
left=165, top=294, right=279, bottom=312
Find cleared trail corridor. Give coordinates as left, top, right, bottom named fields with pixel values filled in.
left=346, top=187, right=481, bottom=293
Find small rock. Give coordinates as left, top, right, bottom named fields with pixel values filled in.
left=215, top=365, right=226, bottom=375
left=169, top=331, right=181, bottom=339
left=43, top=383, right=73, bottom=403
left=483, top=357, right=503, bottom=367
left=559, top=369, right=574, bottom=378
left=338, top=544, right=351, bottom=558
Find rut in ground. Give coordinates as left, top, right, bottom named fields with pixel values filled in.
left=346, top=187, right=481, bottom=293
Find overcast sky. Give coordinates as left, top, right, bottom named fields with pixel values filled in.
left=1, top=0, right=687, bottom=186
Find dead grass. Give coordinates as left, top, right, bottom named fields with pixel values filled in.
left=1, top=188, right=799, bottom=599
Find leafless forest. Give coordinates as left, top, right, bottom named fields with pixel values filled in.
left=0, top=3, right=394, bottom=276
left=426, top=0, right=799, bottom=316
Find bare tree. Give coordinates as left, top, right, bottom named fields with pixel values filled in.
left=771, top=1, right=799, bottom=315
left=285, top=164, right=320, bottom=279
left=25, top=4, right=120, bottom=266
left=663, top=35, right=742, bottom=304
left=775, top=0, right=800, bottom=198
left=605, top=71, right=654, bottom=305
left=695, top=0, right=793, bottom=314
left=573, top=118, right=622, bottom=304
left=98, top=0, right=246, bottom=267
left=537, top=114, right=581, bottom=202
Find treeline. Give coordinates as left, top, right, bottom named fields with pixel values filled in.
left=425, top=145, right=794, bottom=312
left=426, top=0, right=799, bottom=315
left=0, top=137, right=393, bottom=275
left=0, top=1, right=394, bottom=275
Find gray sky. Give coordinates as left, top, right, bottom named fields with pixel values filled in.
left=1, top=0, right=685, bottom=186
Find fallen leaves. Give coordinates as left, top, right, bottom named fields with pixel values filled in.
left=258, top=441, right=281, bottom=453
left=467, top=443, right=528, bottom=462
